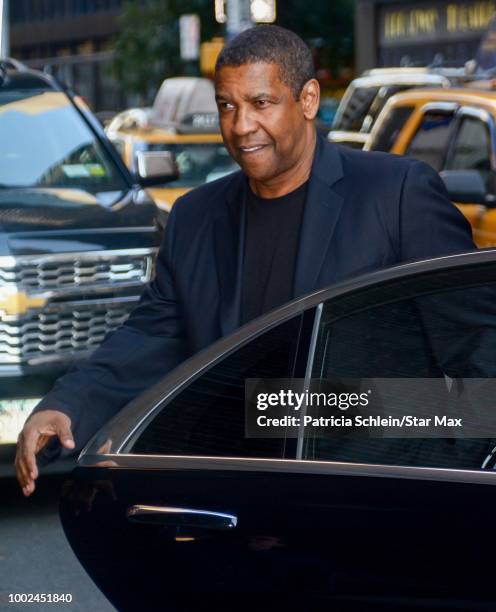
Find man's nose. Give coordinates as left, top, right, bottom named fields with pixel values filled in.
left=231, top=106, right=257, bottom=137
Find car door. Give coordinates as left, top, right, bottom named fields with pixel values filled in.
left=443, top=108, right=496, bottom=247
left=61, top=251, right=496, bottom=611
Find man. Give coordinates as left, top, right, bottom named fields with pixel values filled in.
left=15, top=25, right=475, bottom=496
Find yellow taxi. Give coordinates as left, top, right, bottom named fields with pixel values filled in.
left=106, top=78, right=238, bottom=211
left=366, top=88, right=496, bottom=247
left=328, top=67, right=462, bottom=149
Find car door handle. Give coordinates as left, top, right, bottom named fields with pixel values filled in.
left=127, top=505, right=238, bottom=530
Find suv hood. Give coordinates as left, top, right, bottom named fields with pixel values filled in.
left=0, top=188, right=160, bottom=256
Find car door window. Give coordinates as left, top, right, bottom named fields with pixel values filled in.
left=371, top=105, right=415, bottom=152
left=334, top=86, right=380, bottom=131
left=445, top=115, right=493, bottom=190
left=130, top=314, right=305, bottom=458
left=302, top=265, right=496, bottom=470
left=405, top=110, right=455, bottom=171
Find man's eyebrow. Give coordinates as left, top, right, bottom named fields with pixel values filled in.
left=247, top=92, right=277, bottom=101
left=215, top=92, right=280, bottom=102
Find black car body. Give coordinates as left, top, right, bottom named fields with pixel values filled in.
left=61, top=249, right=496, bottom=611
left=0, top=61, right=163, bottom=456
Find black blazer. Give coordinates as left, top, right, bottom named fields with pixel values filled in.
left=33, top=134, right=475, bottom=447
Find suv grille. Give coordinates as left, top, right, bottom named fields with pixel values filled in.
left=0, top=255, right=150, bottom=291
left=0, top=303, right=134, bottom=362
left=0, top=250, right=156, bottom=365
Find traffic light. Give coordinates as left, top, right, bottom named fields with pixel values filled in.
left=250, top=0, right=276, bottom=23
left=215, top=0, right=276, bottom=25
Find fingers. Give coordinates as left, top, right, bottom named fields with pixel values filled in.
left=15, top=410, right=75, bottom=497
left=57, top=423, right=75, bottom=450
left=15, top=428, right=40, bottom=496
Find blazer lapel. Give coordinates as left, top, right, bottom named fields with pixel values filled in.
left=293, top=137, right=345, bottom=297
left=214, top=172, right=247, bottom=336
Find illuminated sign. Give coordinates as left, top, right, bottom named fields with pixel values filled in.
left=380, top=1, right=496, bottom=45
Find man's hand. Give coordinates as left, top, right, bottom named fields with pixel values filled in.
left=15, top=410, right=75, bottom=497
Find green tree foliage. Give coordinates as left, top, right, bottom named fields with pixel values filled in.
left=111, top=0, right=354, bottom=103
left=112, top=0, right=219, bottom=104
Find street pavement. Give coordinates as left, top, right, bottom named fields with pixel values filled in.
left=0, top=473, right=115, bottom=612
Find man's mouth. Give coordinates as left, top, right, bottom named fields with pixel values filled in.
left=238, top=144, right=268, bottom=154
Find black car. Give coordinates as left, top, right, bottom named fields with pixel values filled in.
left=61, top=248, right=496, bottom=611
left=0, top=60, right=174, bottom=463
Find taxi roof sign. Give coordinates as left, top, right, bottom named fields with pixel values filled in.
left=152, top=77, right=217, bottom=127
left=177, top=112, right=220, bottom=134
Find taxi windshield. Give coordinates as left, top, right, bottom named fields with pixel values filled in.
left=0, top=88, right=128, bottom=202
left=146, top=142, right=238, bottom=187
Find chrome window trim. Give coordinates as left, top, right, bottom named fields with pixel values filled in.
left=418, top=101, right=460, bottom=115
left=296, top=303, right=322, bottom=460
left=365, top=99, right=417, bottom=152
left=79, top=453, right=496, bottom=486
left=81, top=248, right=496, bottom=458
left=457, top=106, right=492, bottom=124
left=453, top=106, right=496, bottom=172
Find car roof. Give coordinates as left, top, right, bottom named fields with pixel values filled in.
left=348, top=72, right=451, bottom=89
left=111, top=127, right=224, bottom=144
left=387, top=87, right=496, bottom=111
left=1, top=70, right=57, bottom=92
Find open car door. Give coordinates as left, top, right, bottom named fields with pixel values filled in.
left=61, top=250, right=496, bottom=611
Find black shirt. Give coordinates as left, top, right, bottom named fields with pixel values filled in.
left=241, top=181, right=308, bottom=325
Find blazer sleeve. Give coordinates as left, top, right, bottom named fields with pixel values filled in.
left=398, top=159, right=476, bottom=260
left=30, top=199, right=191, bottom=455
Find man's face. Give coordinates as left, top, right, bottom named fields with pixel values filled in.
left=215, top=62, right=315, bottom=187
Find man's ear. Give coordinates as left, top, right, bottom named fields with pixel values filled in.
left=300, top=79, right=320, bottom=120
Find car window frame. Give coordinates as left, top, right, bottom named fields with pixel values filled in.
left=403, top=102, right=459, bottom=171
left=444, top=106, right=496, bottom=176
left=368, top=102, right=417, bottom=152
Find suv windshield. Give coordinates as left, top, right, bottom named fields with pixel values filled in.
left=0, top=84, right=128, bottom=203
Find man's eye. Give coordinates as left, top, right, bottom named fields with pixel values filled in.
left=218, top=102, right=235, bottom=111
left=255, top=100, right=270, bottom=108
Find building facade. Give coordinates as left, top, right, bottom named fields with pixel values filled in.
left=356, top=0, right=495, bottom=73
left=8, top=0, right=132, bottom=114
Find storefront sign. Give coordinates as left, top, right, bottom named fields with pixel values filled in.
left=380, top=1, right=496, bottom=46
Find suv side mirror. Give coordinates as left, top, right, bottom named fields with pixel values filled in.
left=439, top=170, right=495, bottom=206
left=135, top=151, right=179, bottom=187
